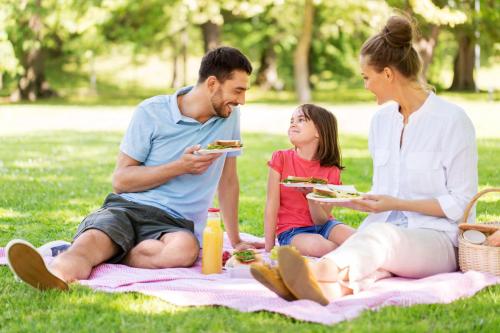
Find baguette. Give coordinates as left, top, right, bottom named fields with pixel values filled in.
left=458, top=223, right=500, bottom=234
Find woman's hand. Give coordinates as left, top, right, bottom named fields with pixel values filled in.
left=349, top=194, right=401, bottom=213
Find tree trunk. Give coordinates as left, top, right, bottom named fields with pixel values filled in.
left=181, top=27, right=188, bottom=86
left=450, top=33, right=476, bottom=91
left=416, top=25, right=440, bottom=78
left=293, top=0, right=314, bottom=103
left=255, top=41, right=282, bottom=90
left=170, top=45, right=178, bottom=89
left=201, top=21, right=221, bottom=52
left=10, top=0, right=56, bottom=101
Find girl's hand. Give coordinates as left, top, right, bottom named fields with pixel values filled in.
left=234, top=240, right=265, bottom=251
left=349, top=194, right=401, bottom=213
left=265, top=239, right=275, bottom=252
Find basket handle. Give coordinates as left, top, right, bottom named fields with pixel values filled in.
left=461, top=188, right=500, bottom=223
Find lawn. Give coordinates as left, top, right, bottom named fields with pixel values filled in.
left=0, top=131, right=499, bottom=332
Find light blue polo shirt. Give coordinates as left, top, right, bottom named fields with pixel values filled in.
left=119, top=86, right=241, bottom=242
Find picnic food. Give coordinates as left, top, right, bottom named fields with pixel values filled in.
left=311, top=186, right=361, bottom=199
left=207, top=140, right=242, bottom=150
left=458, top=223, right=500, bottom=234
left=282, top=176, right=328, bottom=184
left=224, top=249, right=263, bottom=268
left=487, top=230, right=500, bottom=247
left=459, top=223, right=500, bottom=247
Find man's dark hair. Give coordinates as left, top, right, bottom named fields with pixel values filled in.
left=198, top=46, right=252, bottom=84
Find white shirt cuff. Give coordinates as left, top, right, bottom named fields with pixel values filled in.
left=437, top=194, right=464, bottom=221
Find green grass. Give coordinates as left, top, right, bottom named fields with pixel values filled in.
left=0, top=131, right=499, bottom=332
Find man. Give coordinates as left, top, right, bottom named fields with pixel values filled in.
left=6, top=46, right=263, bottom=291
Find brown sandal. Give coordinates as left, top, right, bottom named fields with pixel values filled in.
left=277, top=246, right=329, bottom=306
left=6, top=239, right=69, bottom=291
left=250, top=263, right=296, bottom=301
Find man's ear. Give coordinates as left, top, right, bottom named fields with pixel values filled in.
left=205, top=75, right=219, bottom=92
left=383, top=67, right=394, bottom=82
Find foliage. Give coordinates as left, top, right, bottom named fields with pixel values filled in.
left=0, top=0, right=498, bottom=99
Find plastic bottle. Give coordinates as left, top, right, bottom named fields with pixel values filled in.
left=202, top=208, right=223, bottom=274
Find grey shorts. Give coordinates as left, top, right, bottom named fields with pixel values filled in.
left=74, top=193, right=196, bottom=263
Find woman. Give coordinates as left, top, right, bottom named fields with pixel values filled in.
left=252, top=15, right=478, bottom=305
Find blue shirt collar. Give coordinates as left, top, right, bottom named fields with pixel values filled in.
left=172, top=86, right=223, bottom=126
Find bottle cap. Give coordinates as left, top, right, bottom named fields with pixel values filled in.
left=208, top=208, right=220, bottom=213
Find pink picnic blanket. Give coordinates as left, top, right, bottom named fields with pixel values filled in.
left=1, top=234, right=498, bottom=325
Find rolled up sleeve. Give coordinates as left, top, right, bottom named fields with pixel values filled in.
left=437, top=117, right=478, bottom=222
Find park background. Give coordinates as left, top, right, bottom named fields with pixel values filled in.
left=0, top=0, right=499, bottom=332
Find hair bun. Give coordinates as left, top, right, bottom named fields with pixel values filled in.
left=382, top=15, right=414, bottom=48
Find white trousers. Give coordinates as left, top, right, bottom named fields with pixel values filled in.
left=323, top=223, right=457, bottom=292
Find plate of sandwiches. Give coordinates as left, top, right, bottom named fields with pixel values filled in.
left=306, top=184, right=363, bottom=202
left=281, top=175, right=328, bottom=188
left=195, top=140, right=243, bottom=155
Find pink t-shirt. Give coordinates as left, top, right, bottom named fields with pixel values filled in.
left=268, top=149, right=342, bottom=235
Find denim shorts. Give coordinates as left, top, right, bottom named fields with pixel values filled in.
left=277, top=219, right=343, bottom=246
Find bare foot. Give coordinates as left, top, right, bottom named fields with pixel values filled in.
left=318, top=281, right=353, bottom=300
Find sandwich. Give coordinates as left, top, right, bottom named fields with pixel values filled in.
left=282, top=175, right=328, bottom=185
left=312, top=186, right=361, bottom=199
left=207, top=140, right=243, bottom=150
left=224, top=249, right=263, bottom=268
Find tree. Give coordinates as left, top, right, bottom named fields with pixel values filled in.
left=387, top=0, right=467, bottom=79
left=5, top=0, right=56, bottom=101
left=1, top=0, right=107, bottom=101
left=294, top=0, right=314, bottom=103
left=0, top=10, right=18, bottom=90
left=449, top=0, right=499, bottom=91
left=187, top=0, right=273, bottom=52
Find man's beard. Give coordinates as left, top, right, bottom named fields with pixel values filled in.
left=210, top=88, right=231, bottom=118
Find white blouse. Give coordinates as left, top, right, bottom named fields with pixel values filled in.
left=360, top=93, right=478, bottom=246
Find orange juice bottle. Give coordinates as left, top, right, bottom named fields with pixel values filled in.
left=202, top=208, right=223, bottom=274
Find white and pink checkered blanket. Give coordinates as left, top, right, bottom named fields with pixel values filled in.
left=1, top=234, right=498, bottom=325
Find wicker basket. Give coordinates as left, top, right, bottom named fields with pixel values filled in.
left=458, top=188, right=500, bottom=276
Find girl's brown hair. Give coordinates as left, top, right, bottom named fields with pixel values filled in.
left=361, top=15, right=425, bottom=85
left=300, top=104, right=344, bottom=169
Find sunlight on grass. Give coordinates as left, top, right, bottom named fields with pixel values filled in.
left=0, top=208, right=29, bottom=219
left=341, top=148, right=371, bottom=158
left=120, top=298, right=182, bottom=314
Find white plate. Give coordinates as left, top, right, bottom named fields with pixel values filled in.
left=306, top=192, right=356, bottom=203
left=225, top=265, right=253, bottom=279
left=281, top=182, right=317, bottom=188
left=195, top=147, right=243, bottom=155
left=315, top=184, right=358, bottom=193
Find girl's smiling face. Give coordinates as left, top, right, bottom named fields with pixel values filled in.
left=288, top=108, right=319, bottom=146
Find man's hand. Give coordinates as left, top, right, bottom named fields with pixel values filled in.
left=233, top=240, right=265, bottom=251
left=349, top=194, right=401, bottom=213
left=179, top=145, right=222, bottom=175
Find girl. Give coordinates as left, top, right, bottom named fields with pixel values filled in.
left=254, top=15, right=477, bottom=305
left=264, top=104, right=355, bottom=257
